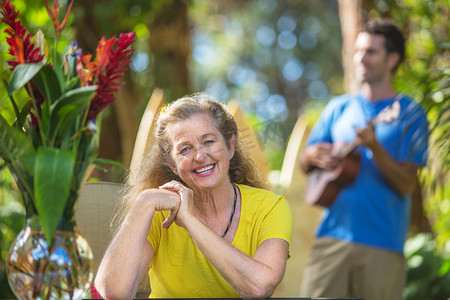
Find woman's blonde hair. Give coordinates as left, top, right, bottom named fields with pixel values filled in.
left=111, top=93, right=265, bottom=234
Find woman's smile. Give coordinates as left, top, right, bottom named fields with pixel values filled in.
left=193, top=163, right=216, bottom=176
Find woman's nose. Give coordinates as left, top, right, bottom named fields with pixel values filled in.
left=194, top=146, right=207, bottom=161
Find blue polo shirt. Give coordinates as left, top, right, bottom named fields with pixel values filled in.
left=307, top=93, right=428, bottom=253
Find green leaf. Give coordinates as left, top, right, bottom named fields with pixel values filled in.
left=50, top=85, right=97, bottom=142
left=94, top=158, right=125, bottom=170
left=50, top=46, right=65, bottom=83
left=439, top=259, right=450, bottom=277
left=13, top=101, right=32, bottom=129
left=29, top=65, right=63, bottom=140
left=21, top=154, right=36, bottom=176
left=0, top=114, right=35, bottom=163
left=7, top=63, right=45, bottom=96
left=32, top=64, right=62, bottom=105
left=34, top=147, right=75, bottom=243
left=66, top=76, right=81, bottom=91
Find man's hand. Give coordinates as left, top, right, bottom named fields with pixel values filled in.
left=355, top=123, right=377, bottom=148
left=299, top=142, right=340, bottom=173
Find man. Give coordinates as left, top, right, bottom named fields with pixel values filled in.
left=299, top=19, right=429, bottom=300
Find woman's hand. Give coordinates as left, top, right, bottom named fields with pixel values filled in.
left=135, top=187, right=182, bottom=229
left=158, top=180, right=195, bottom=229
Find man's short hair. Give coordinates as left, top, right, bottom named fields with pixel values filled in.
left=360, top=19, right=405, bottom=71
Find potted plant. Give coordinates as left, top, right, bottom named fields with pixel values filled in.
left=0, top=0, right=134, bottom=298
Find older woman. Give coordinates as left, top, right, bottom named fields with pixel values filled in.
left=95, top=94, right=293, bottom=299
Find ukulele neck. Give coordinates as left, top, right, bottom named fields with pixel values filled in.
left=335, top=139, right=358, bottom=159
left=334, top=97, right=400, bottom=159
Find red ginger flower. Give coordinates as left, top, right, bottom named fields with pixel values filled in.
left=2, top=0, right=135, bottom=125
left=44, top=0, right=74, bottom=39
left=1, top=0, right=44, bottom=71
left=1, top=0, right=45, bottom=131
left=77, top=32, right=135, bottom=121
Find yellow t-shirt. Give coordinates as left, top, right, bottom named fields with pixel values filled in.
left=146, top=184, right=294, bottom=298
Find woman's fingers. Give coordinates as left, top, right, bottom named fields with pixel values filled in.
left=159, top=180, right=185, bottom=194
left=159, top=181, right=194, bottom=227
left=162, top=207, right=178, bottom=229
left=134, top=187, right=184, bottom=229
left=159, top=180, right=192, bottom=204
left=158, top=181, right=186, bottom=228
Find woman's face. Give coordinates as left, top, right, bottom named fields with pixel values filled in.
left=166, top=113, right=235, bottom=191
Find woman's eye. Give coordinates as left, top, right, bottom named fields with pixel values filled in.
left=180, top=147, right=190, bottom=154
left=205, top=140, right=215, bottom=145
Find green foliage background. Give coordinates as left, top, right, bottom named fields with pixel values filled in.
left=368, top=1, right=450, bottom=299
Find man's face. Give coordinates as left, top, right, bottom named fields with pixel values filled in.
left=353, top=32, right=396, bottom=85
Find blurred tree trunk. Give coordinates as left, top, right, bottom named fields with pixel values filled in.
left=148, top=0, right=191, bottom=101
left=73, top=0, right=191, bottom=175
left=337, top=0, right=375, bottom=93
left=337, top=0, right=361, bottom=93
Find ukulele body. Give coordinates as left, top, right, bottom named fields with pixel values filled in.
left=304, top=148, right=361, bottom=207
left=304, top=99, right=400, bottom=207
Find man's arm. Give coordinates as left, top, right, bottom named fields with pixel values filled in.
left=368, top=140, right=419, bottom=196
left=355, top=126, right=419, bottom=196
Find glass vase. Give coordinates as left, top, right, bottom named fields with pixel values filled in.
left=6, top=213, right=94, bottom=300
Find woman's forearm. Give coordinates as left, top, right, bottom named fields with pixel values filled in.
left=95, top=201, right=155, bottom=300
left=183, top=216, right=288, bottom=299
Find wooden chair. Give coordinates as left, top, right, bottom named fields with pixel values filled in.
left=227, top=100, right=270, bottom=188
left=129, top=88, right=166, bottom=180
left=277, top=116, right=323, bottom=295
left=76, top=181, right=151, bottom=298
left=76, top=181, right=123, bottom=279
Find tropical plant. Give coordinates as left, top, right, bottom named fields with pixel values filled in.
left=0, top=0, right=135, bottom=242
left=404, top=233, right=450, bottom=300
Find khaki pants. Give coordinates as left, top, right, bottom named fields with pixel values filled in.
left=301, top=238, right=406, bottom=300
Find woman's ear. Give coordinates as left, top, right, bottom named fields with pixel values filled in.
left=228, top=134, right=236, bottom=160
left=169, top=161, right=178, bottom=176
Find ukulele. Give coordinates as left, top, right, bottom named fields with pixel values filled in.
left=304, top=100, right=401, bottom=207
